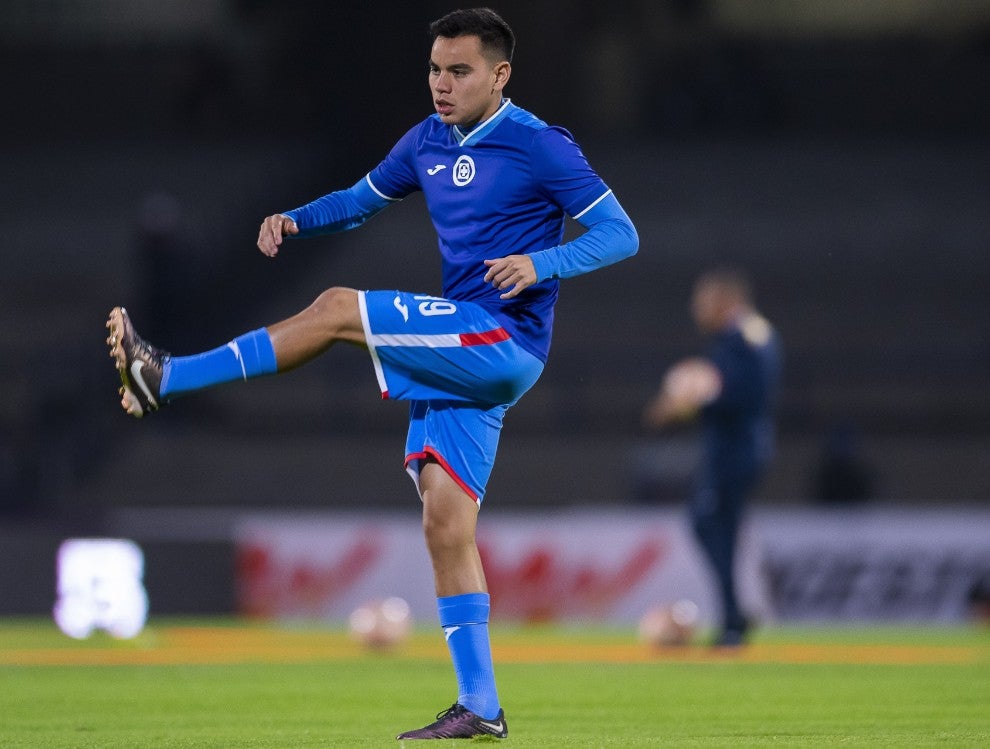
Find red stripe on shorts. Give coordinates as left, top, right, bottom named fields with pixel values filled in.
left=405, top=447, right=480, bottom=503
left=459, top=327, right=510, bottom=347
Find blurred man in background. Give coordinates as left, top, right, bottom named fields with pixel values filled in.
left=643, top=268, right=781, bottom=646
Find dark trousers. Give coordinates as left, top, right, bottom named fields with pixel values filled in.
left=690, top=471, right=758, bottom=633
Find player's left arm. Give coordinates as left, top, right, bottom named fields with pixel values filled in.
left=483, top=193, right=637, bottom=298
left=528, top=191, right=638, bottom=281
left=484, top=127, right=638, bottom=299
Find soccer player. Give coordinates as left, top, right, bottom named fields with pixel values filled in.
left=106, top=8, right=638, bottom=740
left=642, top=268, right=781, bottom=647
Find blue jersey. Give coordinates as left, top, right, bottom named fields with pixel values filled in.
left=285, top=99, right=637, bottom=362
left=281, top=100, right=636, bottom=501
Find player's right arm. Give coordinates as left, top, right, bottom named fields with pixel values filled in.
left=257, top=214, right=299, bottom=257
left=256, top=121, right=424, bottom=258
left=258, top=120, right=429, bottom=257
left=257, top=175, right=396, bottom=257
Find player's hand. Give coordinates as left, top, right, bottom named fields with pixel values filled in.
left=257, top=214, right=298, bottom=258
left=483, top=255, right=537, bottom=299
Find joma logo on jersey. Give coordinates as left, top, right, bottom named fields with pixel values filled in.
left=452, top=155, right=476, bottom=186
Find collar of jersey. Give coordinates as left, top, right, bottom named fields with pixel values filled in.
left=451, top=98, right=513, bottom=147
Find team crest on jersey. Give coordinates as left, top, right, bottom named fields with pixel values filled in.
left=452, top=155, right=476, bottom=186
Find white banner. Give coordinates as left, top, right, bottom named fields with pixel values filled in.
left=755, top=508, right=990, bottom=622
left=233, top=507, right=990, bottom=625
left=233, top=509, right=767, bottom=627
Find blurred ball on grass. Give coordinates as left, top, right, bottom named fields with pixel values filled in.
left=638, top=600, right=700, bottom=647
left=348, top=596, right=412, bottom=650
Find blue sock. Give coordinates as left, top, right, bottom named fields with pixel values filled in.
left=438, top=592, right=500, bottom=720
left=160, top=328, right=278, bottom=399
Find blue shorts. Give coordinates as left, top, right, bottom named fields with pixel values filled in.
left=358, top=290, right=544, bottom=503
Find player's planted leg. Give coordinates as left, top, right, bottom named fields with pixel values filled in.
left=397, top=462, right=506, bottom=740
left=396, top=703, right=507, bottom=740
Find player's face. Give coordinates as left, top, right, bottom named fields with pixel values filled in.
left=429, top=35, right=509, bottom=127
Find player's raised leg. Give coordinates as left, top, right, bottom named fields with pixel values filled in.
left=106, top=287, right=366, bottom=418
left=266, top=286, right=366, bottom=368
left=106, top=306, right=171, bottom=418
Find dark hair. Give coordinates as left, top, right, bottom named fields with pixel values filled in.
left=429, top=8, right=515, bottom=62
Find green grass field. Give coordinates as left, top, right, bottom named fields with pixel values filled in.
left=1, top=618, right=987, bottom=747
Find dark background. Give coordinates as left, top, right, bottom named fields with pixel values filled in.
left=2, top=0, right=988, bottom=539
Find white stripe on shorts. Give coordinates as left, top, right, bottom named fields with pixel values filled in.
left=358, top=291, right=389, bottom=395
left=369, top=332, right=463, bottom=348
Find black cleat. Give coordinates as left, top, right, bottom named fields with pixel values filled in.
left=106, top=306, right=169, bottom=418
left=396, top=703, right=507, bottom=740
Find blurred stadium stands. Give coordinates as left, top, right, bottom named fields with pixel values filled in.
left=1, top=0, right=988, bottom=533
